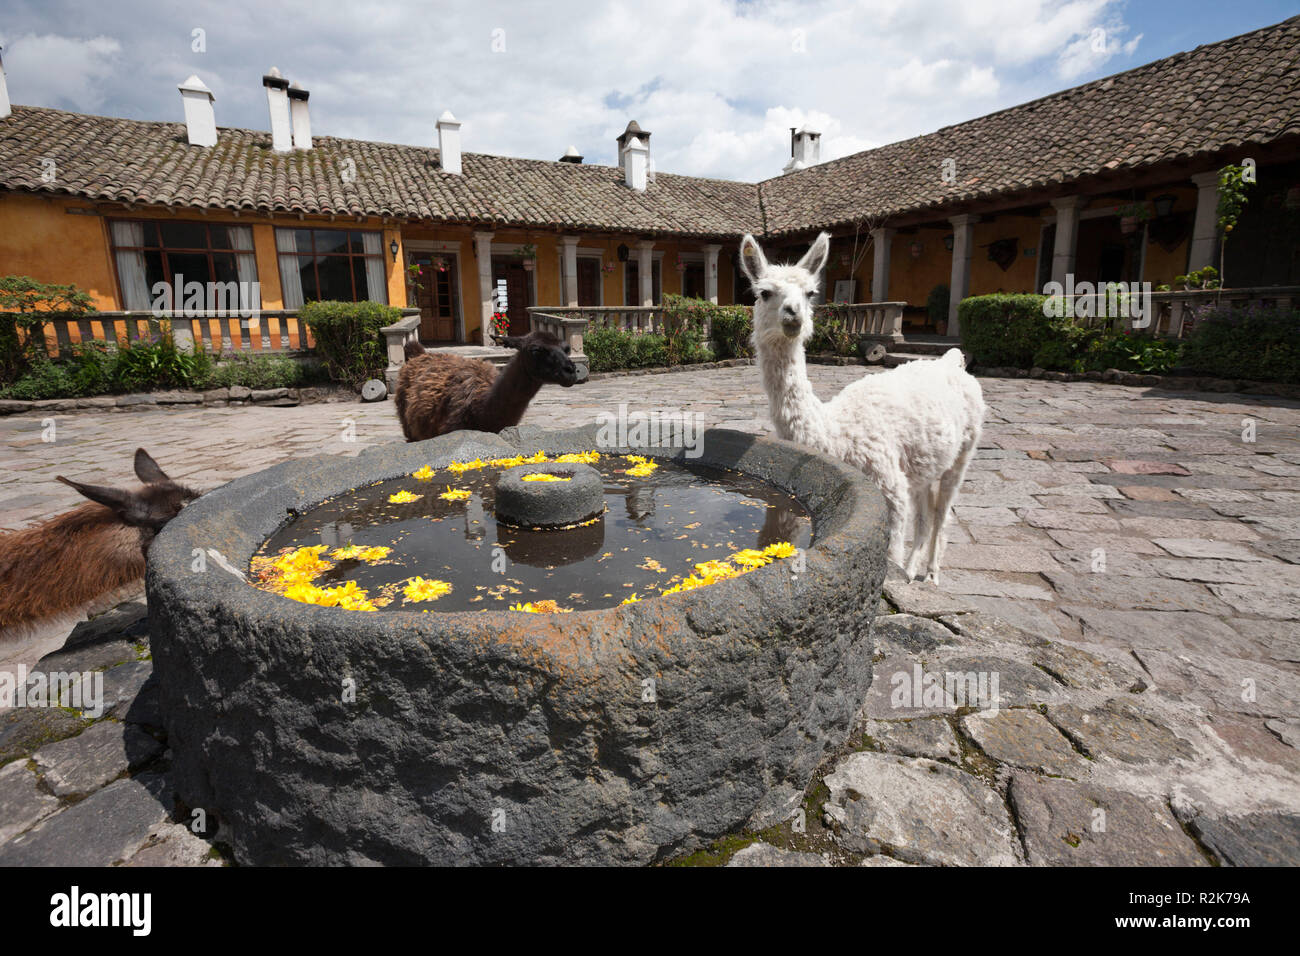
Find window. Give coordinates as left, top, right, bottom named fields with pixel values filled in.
left=682, top=261, right=706, bottom=299
left=274, top=228, right=388, bottom=308
left=624, top=259, right=662, bottom=305
left=109, top=220, right=258, bottom=312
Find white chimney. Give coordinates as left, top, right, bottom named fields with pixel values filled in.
left=623, top=135, right=648, bottom=191
left=288, top=82, right=312, bottom=150
left=616, top=120, right=650, bottom=171
left=782, top=125, right=822, bottom=175
left=559, top=145, right=583, bottom=164
left=262, top=67, right=292, bottom=152
left=178, top=74, right=216, bottom=147
left=0, top=46, right=12, bottom=120
left=437, top=110, right=462, bottom=175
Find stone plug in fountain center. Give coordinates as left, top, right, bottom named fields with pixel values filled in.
left=147, top=424, right=889, bottom=865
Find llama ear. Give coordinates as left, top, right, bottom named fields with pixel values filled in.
left=796, top=232, right=831, bottom=279
left=738, top=234, right=768, bottom=283
left=57, top=475, right=134, bottom=515
left=133, top=448, right=170, bottom=485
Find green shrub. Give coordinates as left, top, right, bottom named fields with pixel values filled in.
left=583, top=323, right=710, bottom=373
left=809, top=305, right=859, bottom=356
left=63, top=341, right=117, bottom=395
left=110, top=331, right=211, bottom=392
left=1080, top=330, right=1180, bottom=374
left=0, top=276, right=95, bottom=385
left=959, top=294, right=1072, bottom=367
left=1180, top=305, right=1300, bottom=383
left=300, top=300, right=402, bottom=386
left=584, top=326, right=635, bottom=372
left=2, top=361, right=78, bottom=400
left=201, top=352, right=312, bottom=390
left=661, top=294, right=753, bottom=359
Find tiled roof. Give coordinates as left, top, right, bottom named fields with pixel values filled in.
left=758, top=15, right=1300, bottom=236
left=0, top=106, right=761, bottom=238
left=1, top=17, right=1297, bottom=239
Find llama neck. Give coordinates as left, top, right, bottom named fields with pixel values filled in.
left=757, top=339, right=831, bottom=447
left=473, top=356, right=543, bottom=432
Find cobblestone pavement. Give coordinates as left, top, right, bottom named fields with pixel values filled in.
left=2, top=365, right=1298, bottom=865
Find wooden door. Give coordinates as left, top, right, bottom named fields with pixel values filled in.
left=411, top=252, right=460, bottom=342
left=577, top=257, right=601, bottom=305
left=492, top=258, right=533, bottom=336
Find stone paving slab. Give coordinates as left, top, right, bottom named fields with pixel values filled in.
left=3, top=366, right=1300, bottom=866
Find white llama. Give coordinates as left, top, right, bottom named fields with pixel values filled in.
left=739, top=232, right=985, bottom=583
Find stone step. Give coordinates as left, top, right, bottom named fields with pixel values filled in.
left=882, top=352, right=935, bottom=367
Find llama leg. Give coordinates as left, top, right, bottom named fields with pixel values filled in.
left=880, top=482, right=911, bottom=570
left=924, top=441, right=978, bottom=583
left=904, top=483, right=933, bottom=581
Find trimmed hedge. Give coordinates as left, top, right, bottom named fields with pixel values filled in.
left=1180, top=304, right=1300, bottom=384
left=960, top=293, right=1298, bottom=381
left=584, top=325, right=712, bottom=373
left=300, top=300, right=402, bottom=386
left=661, top=294, right=751, bottom=360
left=958, top=294, right=1073, bottom=368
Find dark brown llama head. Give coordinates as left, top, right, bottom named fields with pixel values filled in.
left=56, top=448, right=201, bottom=544
left=497, top=331, right=586, bottom=387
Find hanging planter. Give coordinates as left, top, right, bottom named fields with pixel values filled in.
left=516, top=242, right=538, bottom=271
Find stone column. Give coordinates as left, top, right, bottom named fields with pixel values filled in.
left=1050, top=196, right=1083, bottom=289
left=474, top=230, right=495, bottom=345
left=636, top=240, right=655, bottom=307
left=703, top=244, right=722, bottom=304
left=560, top=235, right=580, bottom=307
left=870, top=227, right=894, bottom=302
left=947, top=214, right=980, bottom=337
left=1188, top=171, right=1220, bottom=272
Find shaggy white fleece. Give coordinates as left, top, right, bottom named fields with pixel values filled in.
left=740, top=231, right=986, bottom=583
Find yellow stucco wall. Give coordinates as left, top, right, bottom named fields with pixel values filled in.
left=0, top=194, right=120, bottom=309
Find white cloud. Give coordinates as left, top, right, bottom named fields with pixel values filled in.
left=0, top=33, right=121, bottom=110
left=0, top=0, right=1144, bottom=181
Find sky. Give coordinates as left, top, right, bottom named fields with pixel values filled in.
left=1, top=0, right=1296, bottom=182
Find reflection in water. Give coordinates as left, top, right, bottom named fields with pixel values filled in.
left=254, top=458, right=812, bottom=613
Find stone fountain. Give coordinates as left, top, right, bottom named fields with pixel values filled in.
left=147, top=424, right=888, bottom=865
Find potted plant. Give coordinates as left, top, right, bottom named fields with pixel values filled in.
left=490, top=311, right=511, bottom=339
left=1115, top=202, right=1152, bottom=234
left=516, top=243, right=538, bottom=272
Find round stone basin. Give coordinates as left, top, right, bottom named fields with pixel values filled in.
left=147, top=423, right=889, bottom=865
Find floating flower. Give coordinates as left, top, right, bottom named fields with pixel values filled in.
left=639, top=557, right=667, bottom=573
left=439, top=485, right=471, bottom=501
left=621, top=593, right=641, bottom=605
left=627, top=463, right=658, bottom=477
left=282, top=580, right=376, bottom=612
left=389, top=490, right=422, bottom=504
left=356, top=546, right=392, bottom=562
left=521, top=473, right=570, bottom=482
left=763, top=541, right=797, bottom=558
left=694, top=559, right=739, bottom=581
left=509, top=600, right=572, bottom=614
left=553, top=451, right=600, bottom=464
left=330, top=544, right=364, bottom=560
left=448, top=458, right=487, bottom=474
left=403, top=576, right=453, bottom=603
left=731, top=548, right=773, bottom=569
left=412, top=465, right=435, bottom=481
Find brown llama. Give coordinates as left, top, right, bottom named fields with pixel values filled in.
left=0, top=448, right=200, bottom=642
left=395, top=331, right=585, bottom=442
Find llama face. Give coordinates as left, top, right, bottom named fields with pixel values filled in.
left=57, top=448, right=202, bottom=540
left=501, top=331, right=586, bottom=387
left=739, top=232, right=830, bottom=348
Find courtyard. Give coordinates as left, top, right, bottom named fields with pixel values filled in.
left=2, top=365, right=1297, bottom=866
